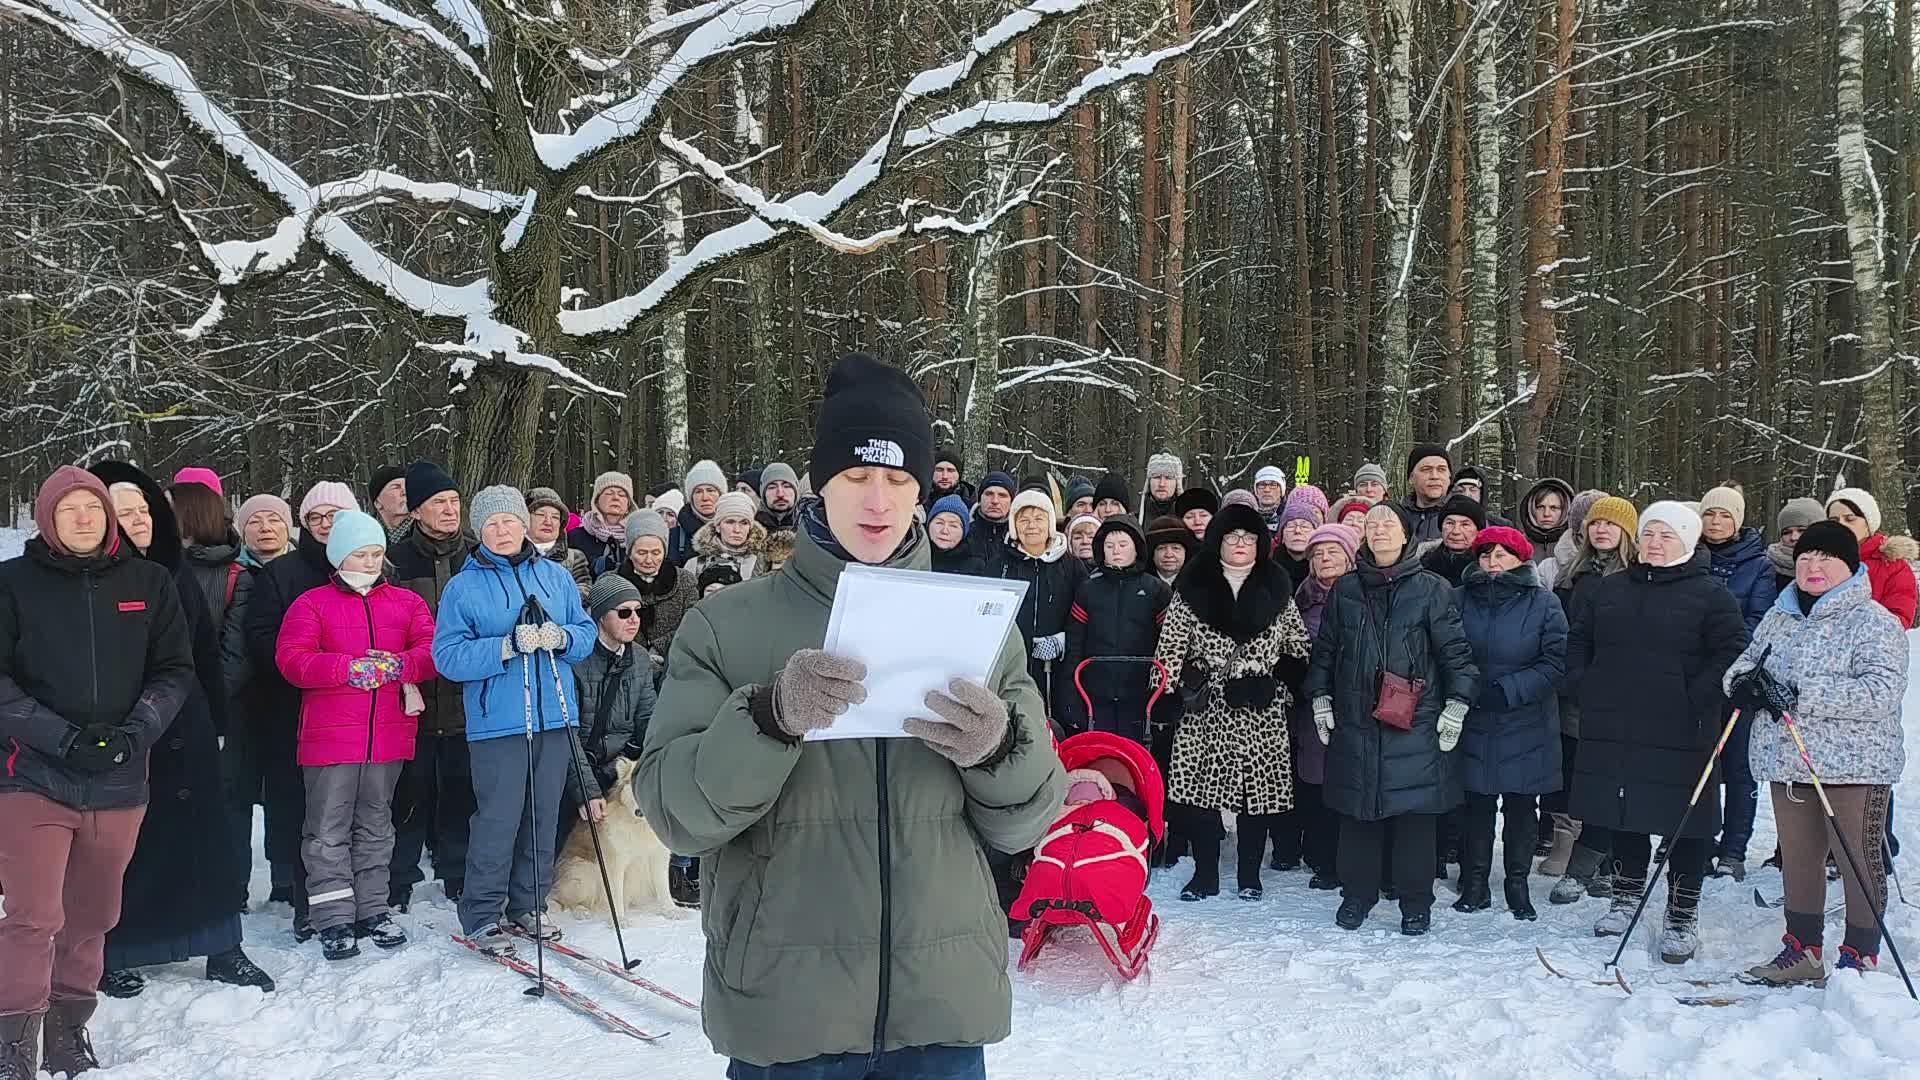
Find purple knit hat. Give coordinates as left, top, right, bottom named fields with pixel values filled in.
left=1279, top=484, right=1329, bottom=530
left=1304, top=522, right=1360, bottom=567
left=1221, top=488, right=1259, bottom=512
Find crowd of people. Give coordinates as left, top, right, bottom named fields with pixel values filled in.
left=1, top=355, right=1915, bottom=1077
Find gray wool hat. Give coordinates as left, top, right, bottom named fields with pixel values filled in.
left=623, top=508, right=671, bottom=549
left=685, top=459, right=727, bottom=494
left=586, top=572, right=642, bottom=620
left=470, top=485, right=530, bottom=534
left=760, top=462, right=799, bottom=499
left=1776, top=497, right=1825, bottom=535
left=526, top=486, right=568, bottom=516
left=1353, top=462, right=1389, bottom=489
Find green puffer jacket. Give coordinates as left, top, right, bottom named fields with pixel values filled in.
left=635, top=524, right=1066, bottom=1068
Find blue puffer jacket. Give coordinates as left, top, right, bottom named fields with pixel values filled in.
left=431, top=542, right=595, bottom=742
left=1454, top=562, right=1568, bottom=795
left=1707, top=527, right=1780, bottom=632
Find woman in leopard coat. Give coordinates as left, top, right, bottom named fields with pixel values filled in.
left=1154, top=502, right=1313, bottom=902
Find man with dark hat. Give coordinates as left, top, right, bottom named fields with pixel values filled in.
left=368, top=464, right=409, bottom=534
left=557, top=573, right=658, bottom=851
left=923, top=445, right=976, bottom=510
left=1419, top=493, right=1488, bottom=587
left=967, top=470, right=1016, bottom=566
left=1064, top=476, right=1097, bottom=521
left=1400, top=444, right=1454, bottom=545
left=1175, top=487, right=1218, bottom=542
left=637, top=352, right=1064, bottom=1077
left=1092, top=473, right=1132, bottom=521
left=386, top=459, right=479, bottom=910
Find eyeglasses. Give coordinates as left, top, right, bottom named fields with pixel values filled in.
left=611, top=606, right=643, bottom=619
left=305, top=510, right=339, bottom=527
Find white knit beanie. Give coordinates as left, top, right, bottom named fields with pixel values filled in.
left=1639, top=500, right=1702, bottom=563
left=1826, top=488, right=1882, bottom=534
left=713, top=491, right=756, bottom=522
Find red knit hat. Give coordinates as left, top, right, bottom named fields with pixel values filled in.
left=1472, top=524, right=1533, bottom=562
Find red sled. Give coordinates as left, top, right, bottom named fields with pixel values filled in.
left=1012, top=731, right=1165, bottom=980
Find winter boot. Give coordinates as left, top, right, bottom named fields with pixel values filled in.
left=0, top=1011, right=42, bottom=1080
left=1658, top=879, right=1701, bottom=964
left=1308, top=868, right=1341, bottom=891
left=355, top=914, right=408, bottom=950
left=1551, top=844, right=1606, bottom=905
left=1504, top=876, right=1537, bottom=921
left=293, top=911, right=316, bottom=943
left=320, top=925, right=361, bottom=961
left=1451, top=876, right=1492, bottom=914
left=206, top=946, right=275, bottom=991
left=468, top=923, right=514, bottom=956
left=1761, top=846, right=1783, bottom=870
left=1537, top=814, right=1581, bottom=877
left=1592, top=874, right=1644, bottom=938
left=1180, top=864, right=1221, bottom=901
left=1587, top=872, right=1614, bottom=898
left=1835, top=946, right=1879, bottom=974
left=1742, top=934, right=1825, bottom=987
left=1708, top=855, right=1747, bottom=882
left=95, top=970, right=143, bottom=1000
left=41, top=998, right=99, bottom=1077
left=508, top=911, right=563, bottom=942
left=442, top=878, right=465, bottom=903
left=388, top=885, right=412, bottom=914
left=1400, top=911, right=1431, bottom=936
left=1335, top=898, right=1371, bottom=930
left=667, top=862, right=700, bottom=908
left=1236, top=841, right=1266, bottom=897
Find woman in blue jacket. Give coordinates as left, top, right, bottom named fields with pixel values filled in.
left=432, top=486, right=595, bottom=952
left=1698, top=484, right=1779, bottom=882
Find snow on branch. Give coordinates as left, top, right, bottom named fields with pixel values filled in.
left=277, top=0, right=490, bottom=86
left=560, top=0, right=1256, bottom=340
left=568, top=0, right=734, bottom=74
left=536, top=0, right=818, bottom=172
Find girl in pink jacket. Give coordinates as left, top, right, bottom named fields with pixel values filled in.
left=275, top=511, right=435, bottom=960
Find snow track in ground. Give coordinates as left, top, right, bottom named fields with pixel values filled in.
left=56, top=635, right=1920, bottom=1076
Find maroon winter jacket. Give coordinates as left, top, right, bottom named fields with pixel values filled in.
left=276, top=577, right=435, bottom=767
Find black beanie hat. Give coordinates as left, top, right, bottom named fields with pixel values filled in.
left=934, top=444, right=963, bottom=470
left=1174, top=488, right=1219, bottom=516
left=1439, top=493, right=1487, bottom=531
left=809, top=353, right=933, bottom=495
left=1452, top=465, right=1485, bottom=490
left=368, top=464, right=405, bottom=504
left=1793, top=520, right=1862, bottom=575
left=1093, top=473, right=1132, bottom=507
left=1406, top=443, right=1452, bottom=479
left=405, top=459, right=458, bottom=512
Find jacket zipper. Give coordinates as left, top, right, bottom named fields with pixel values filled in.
left=872, top=741, right=893, bottom=1053
left=361, top=590, right=378, bottom=760
left=86, top=569, right=100, bottom=719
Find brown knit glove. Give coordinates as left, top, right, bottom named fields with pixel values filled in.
left=905, top=679, right=1012, bottom=768
left=764, top=649, right=868, bottom=739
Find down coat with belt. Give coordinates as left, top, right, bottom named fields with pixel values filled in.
left=1723, top=567, right=1908, bottom=786
left=634, top=522, right=1064, bottom=1068
left=1304, top=543, right=1479, bottom=821
left=1153, top=504, right=1313, bottom=816
left=1565, top=548, right=1748, bottom=837
left=275, top=577, right=437, bottom=766
left=1454, top=561, right=1567, bottom=795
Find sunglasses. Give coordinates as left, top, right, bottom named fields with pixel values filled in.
left=611, top=606, right=643, bottom=619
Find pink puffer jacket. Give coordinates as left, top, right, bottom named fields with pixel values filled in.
left=276, top=577, right=437, bottom=766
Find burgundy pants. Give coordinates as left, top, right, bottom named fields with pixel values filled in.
left=0, top=792, right=145, bottom=1014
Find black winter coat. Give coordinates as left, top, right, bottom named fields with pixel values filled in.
left=182, top=535, right=254, bottom=703
left=995, top=534, right=1087, bottom=717
left=1064, top=559, right=1169, bottom=738
left=965, top=514, right=1011, bottom=568
left=388, top=525, right=478, bottom=737
left=247, top=529, right=335, bottom=755
left=930, top=543, right=989, bottom=577
left=1304, top=545, right=1479, bottom=821
left=1455, top=562, right=1567, bottom=795
left=0, top=537, right=195, bottom=811
left=566, top=641, right=657, bottom=803
left=1419, top=540, right=1477, bottom=587
left=1565, top=549, right=1749, bottom=837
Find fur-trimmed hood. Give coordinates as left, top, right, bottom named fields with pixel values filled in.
left=1876, top=533, right=1920, bottom=562
left=693, top=517, right=770, bottom=558
left=1177, top=502, right=1292, bottom=642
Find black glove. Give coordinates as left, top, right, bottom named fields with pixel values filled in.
left=1727, top=669, right=1766, bottom=716
left=619, top=734, right=646, bottom=761
left=1756, top=668, right=1798, bottom=719
left=1222, top=675, right=1279, bottom=710
left=1179, top=663, right=1212, bottom=713
left=66, top=724, right=133, bottom=773
left=1478, top=681, right=1510, bottom=712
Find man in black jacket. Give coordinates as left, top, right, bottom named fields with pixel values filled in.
left=1, top=465, right=195, bottom=1078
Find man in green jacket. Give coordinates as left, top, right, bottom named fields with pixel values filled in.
left=637, top=353, right=1066, bottom=1079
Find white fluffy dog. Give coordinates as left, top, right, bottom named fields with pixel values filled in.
left=549, top=756, right=680, bottom=917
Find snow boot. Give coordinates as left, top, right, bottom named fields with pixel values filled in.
left=356, top=914, right=407, bottom=949
left=1592, top=874, right=1643, bottom=938
left=95, top=970, right=142, bottom=1000
left=1551, top=843, right=1606, bottom=905
left=293, top=911, right=316, bottom=943
left=1269, top=855, right=1298, bottom=872
left=1308, top=868, right=1341, bottom=891
left=206, top=946, right=275, bottom=991
left=0, top=1011, right=42, bottom=1080
left=1451, top=876, right=1492, bottom=914
left=1743, top=934, right=1825, bottom=987
left=1504, top=876, right=1537, bottom=921
left=1400, top=911, right=1431, bottom=936
left=1335, top=898, right=1371, bottom=930
left=1835, top=946, right=1878, bottom=974
left=1761, top=847, right=1783, bottom=870
left=388, top=886, right=412, bottom=914
left=442, top=878, right=464, bottom=903
left=468, top=923, right=514, bottom=956
left=1180, top=865, right=1221, bottom=901
left=41, top=998, right=99, bottom=1077
left=1708, top=855, right=1747, bottom=882
left=1659, top=880, right=1701, bottom=964
left=508, top=911, right=562, bottom=942
left=1537, top=814, right=1581, bottom=877
left=320, top=925, right=361, bottom=961
left=1587, top=872, right=1614, bottom=898
left=668, top=862, right=700, bottom=908
left=1238, top=886, right=1264, bottom=901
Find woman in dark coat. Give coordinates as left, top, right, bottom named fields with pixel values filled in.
left=996, top=487, right=1087, bottom=723
left=1560, top=501, right=1748, bottom=965
left=1305, top=501, right=1478, bottom=936
left=1063, top=515, right=1169, bottom=742
left=1452, top=526, right=1567, bottom=921
left=91, top=461, right=271, bottom=997
left=1153, top=503, right=1313, bottom=901
left=1274, top=523, right=1360, bottom=890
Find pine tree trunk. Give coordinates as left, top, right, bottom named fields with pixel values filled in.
left=1470, top=0, right=1505, bottom=478
left=1318, top=0, right=1354, bottom=472
left=1374, top=0, right=1413, bottom=474
left=1516, top=0, right=1573, bottom=479
left=1162, top=0, right=1193, bottom=457
left=959, top=49, right=1016, bottom=477
left=1281, top=36, right=1319, bottom=457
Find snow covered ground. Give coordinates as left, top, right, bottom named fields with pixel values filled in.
left=24, top=631, right=1920, bottom=1077
left=0, top=526, right=23, bottom=562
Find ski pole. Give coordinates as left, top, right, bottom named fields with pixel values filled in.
left=1606, top=708, right=1743, bottom=970
left=1888, top=840, right=1913, bottom=909
left=518, top=621, right=545, bottom=997
left=1779, top=712, right=1917, bottom=1000
left=541, top=632, right=639, bottom=972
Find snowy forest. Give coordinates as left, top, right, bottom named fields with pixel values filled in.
left=1, top=0, right=1916, bottom=526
